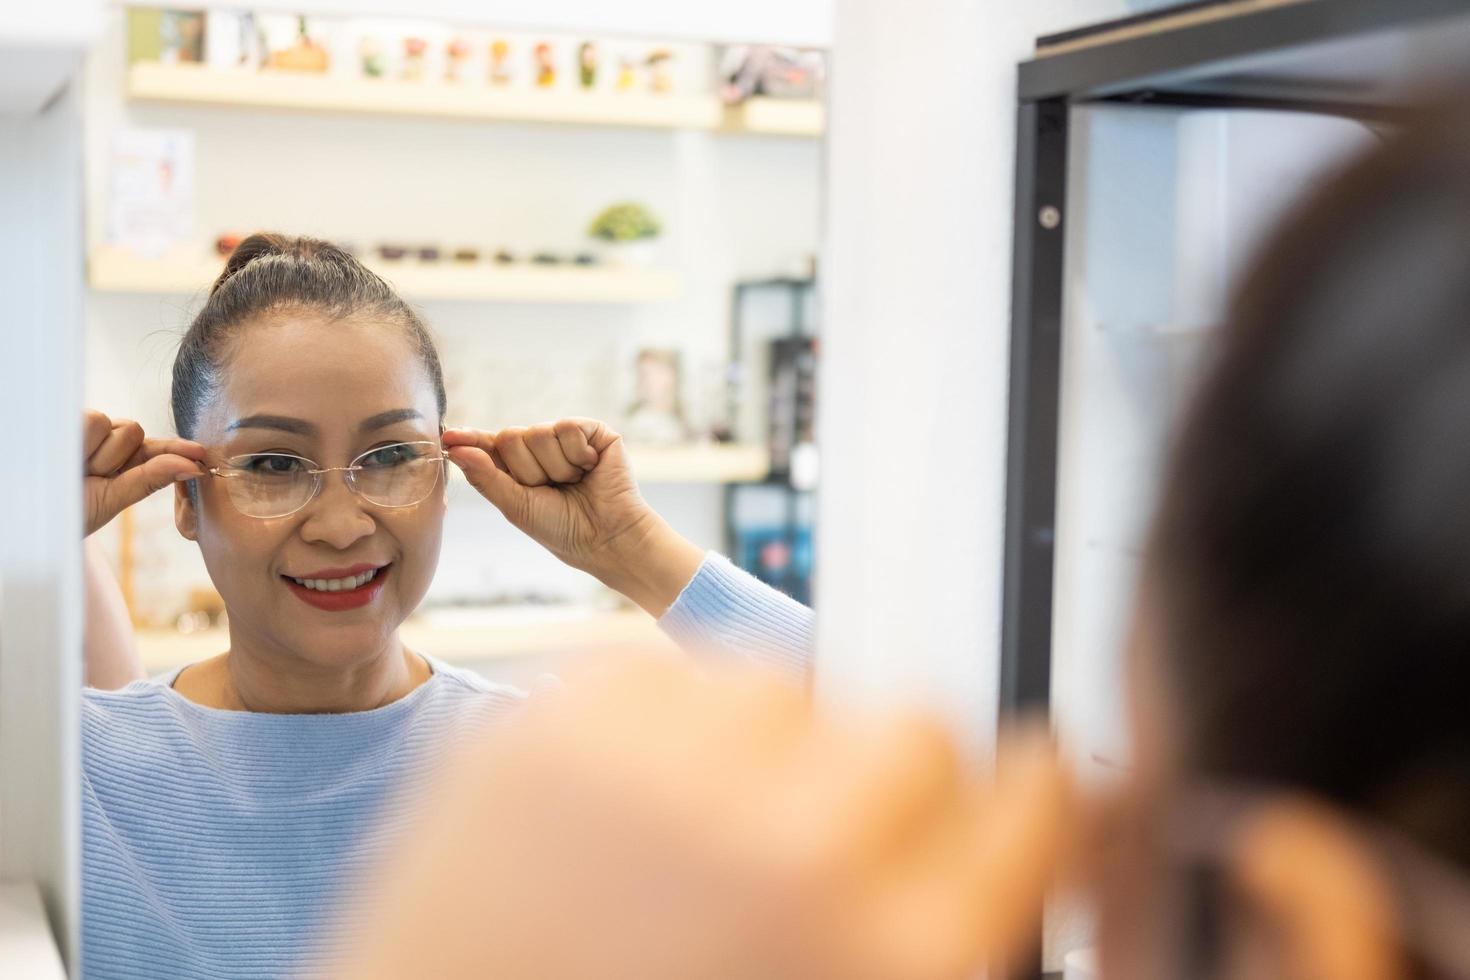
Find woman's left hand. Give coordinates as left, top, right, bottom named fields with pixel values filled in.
left=443, top=420, right=703, bottom=615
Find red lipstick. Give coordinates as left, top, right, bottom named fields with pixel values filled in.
left=281, top=564, right=390, bottom=612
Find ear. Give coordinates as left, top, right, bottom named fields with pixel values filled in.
left=175, top=481, right=199, bottom=541
left=1232, top=799, right=1405, bottom=980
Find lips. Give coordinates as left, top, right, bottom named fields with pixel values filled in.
left=281, top=563, right=390, bottom=612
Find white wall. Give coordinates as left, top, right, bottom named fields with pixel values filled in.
left=0, top=2, right=98, bottom=112
left=815, top=0, right=1135, bottom=748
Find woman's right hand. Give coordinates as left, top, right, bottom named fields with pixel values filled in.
left=84, top=410, right=207, bottom=537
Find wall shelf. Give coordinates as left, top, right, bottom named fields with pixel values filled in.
left=628, top=443, right=770, bottom=483
left=721, top=97, right=826, bottom=136
left=88, top=246, right=680, bottom=304
left=125, top=61, right=823, bottom=137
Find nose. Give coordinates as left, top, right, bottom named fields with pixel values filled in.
left=297, top=470, right=377, bottom=550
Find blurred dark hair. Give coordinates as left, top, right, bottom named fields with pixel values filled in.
left=171, top=233, right=448, bottom=441
left=1150, top=97, right=1470, bottom=869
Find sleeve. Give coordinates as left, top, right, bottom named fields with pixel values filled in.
left=657, top=552, right=814, bottom=678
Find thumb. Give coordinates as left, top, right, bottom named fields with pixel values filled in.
left=108, top=454, right=202, bottom=512
left=596, top=432, right=631, bottom=474
left=447, top=446, right=529, bottom=523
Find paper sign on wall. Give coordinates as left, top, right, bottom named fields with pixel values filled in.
left=106, top=128, right=196, bottom=257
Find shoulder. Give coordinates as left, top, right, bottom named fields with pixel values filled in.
left=81, top=679, right=199, bottom=770
left=82, top=677, right=182, bottom=721
left=419, top=657, right=527, bottom=709
left=420, top=658, right=523, bottom=705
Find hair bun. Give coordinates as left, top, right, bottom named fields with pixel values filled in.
left=210, top=232, right=295, bottom=297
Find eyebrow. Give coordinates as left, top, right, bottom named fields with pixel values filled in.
left=358, top=409, right=424, bottom=432
left=225, top=409, right=423, bottom=436
left=226, top=414, right=315, bottom=435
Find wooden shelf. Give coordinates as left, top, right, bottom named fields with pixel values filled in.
left=722, top=97, right=826, bottom=137
left=627, top=443, right=770, bottom=483
left=88, top=247, right=679, bottom=304
left=125, top=62, right=823, bottom=137
left=135, top=607, right=677, bottom=674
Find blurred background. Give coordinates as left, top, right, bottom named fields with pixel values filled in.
left=81, top=2, right=827, bottom=687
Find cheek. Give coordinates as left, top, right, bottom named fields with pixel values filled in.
left=194, top=488, right=289, bottom=583
left=384, top=499, right=446, bottom=599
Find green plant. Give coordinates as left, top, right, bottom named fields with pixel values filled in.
left=588, top=202, right=661, bottom=242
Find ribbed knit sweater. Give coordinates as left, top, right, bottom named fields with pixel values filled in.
left=81, top=554, right=813, bottom=979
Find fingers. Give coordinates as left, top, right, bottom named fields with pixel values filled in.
left=559, top=417, right=618, bottom=453
left=494, top=428, right=551, bottom=486
left=445, top=445, right=527, bottom=522
left=86, top=419, right=145, bottom=477
left=104, top=454, right=208, bottom=518
left=83, top=410, right=113, bottom=458
left=139, top=437, right=208, bottom=465
left=440, top=427, right=495, bottom=453
left=554, top=420, right=600, bottom=470
left=955, top=731, right=1070, bottom=955
left=445, top=422, right=611, bottom=487
left=526, top=426, right=585, bottom=484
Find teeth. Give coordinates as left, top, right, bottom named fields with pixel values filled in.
left=291, top=568, right=380, bottom=592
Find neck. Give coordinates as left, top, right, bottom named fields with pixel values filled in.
left=182, top=620, right=430, bottom=714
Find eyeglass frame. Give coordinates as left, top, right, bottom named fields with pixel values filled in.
left=204, top=440, right=447, bottom=520
left=1158, top=782, right=1470, bottom=980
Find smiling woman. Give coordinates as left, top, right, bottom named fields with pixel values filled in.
left=78, top=233, right=815, bottom=978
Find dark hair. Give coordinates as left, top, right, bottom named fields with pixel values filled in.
left=1151, top=98, right=1470, bottom=869
left=171, top=233, right=448, bottom=440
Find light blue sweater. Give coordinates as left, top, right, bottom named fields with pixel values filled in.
left=81, top=555, right=813, bottom=979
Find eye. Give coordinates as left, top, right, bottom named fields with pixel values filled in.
left=359, top=443, right=423, bottom=468
left=240, top=453, right=308, bottom=475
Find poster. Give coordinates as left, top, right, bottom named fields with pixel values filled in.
left=106, top=128, right=195, bottom=257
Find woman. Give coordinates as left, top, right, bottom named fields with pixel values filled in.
left=80, top=234, right=813, bottom=978
left=329, top=97, right=1470, bottom=979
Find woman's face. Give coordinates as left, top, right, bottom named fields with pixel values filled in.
left=175, top=313, right=446, bottom=668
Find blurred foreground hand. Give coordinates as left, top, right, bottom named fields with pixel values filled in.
left=328, top=655, right=1068, bottom=980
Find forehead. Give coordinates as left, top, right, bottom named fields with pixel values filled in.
left=201, top=313, right=438, bottom=436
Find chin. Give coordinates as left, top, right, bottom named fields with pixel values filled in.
left=308, top=621, right=400, bottom=664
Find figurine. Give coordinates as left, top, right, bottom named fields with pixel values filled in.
left=452, top=247, right=479, bottom=263
left=616, top=55, right=637, bottom=91
left=401, top=37, right=427, bottom=81
left=578, top=41, right=598, bottom=88
left=417, top=245, right=441, bottom=262
left=445, top=37, right=471, bottom=83
left=268, top=15, right=328, bottom=73
left=646, top=49, right=674, bottom=93
left=533, top=42, right=556, bottom=87
left=358, top=37, right=386, bottom=78
left=489, top=39, right=512, bottom=85
left=493, top=249, right=515, bottom=264
left=377, top=244, right=408, bottom=261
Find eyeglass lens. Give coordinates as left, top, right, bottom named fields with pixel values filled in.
left=218, top=442, right=442, bottom=518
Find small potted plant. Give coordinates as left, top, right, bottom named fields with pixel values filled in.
left=588, top=202, right=661, bottom=267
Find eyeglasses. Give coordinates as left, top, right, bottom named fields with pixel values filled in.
left=206, top=441, right=445, bottom=519
left=1160, top=783, right=1470, bottom=980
